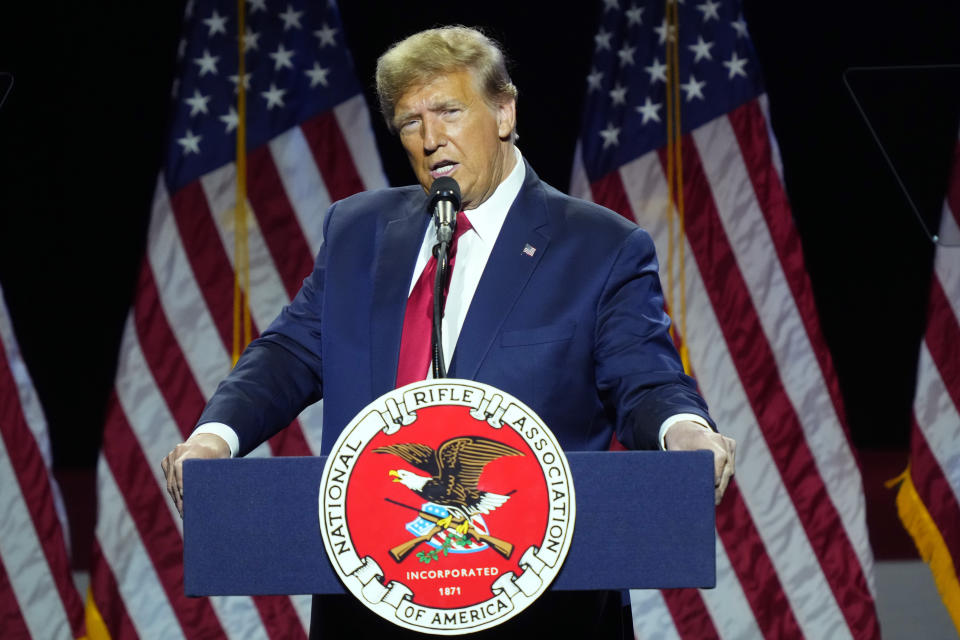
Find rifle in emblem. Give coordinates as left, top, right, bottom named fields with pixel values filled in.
left=385, top=498, right=515, bottom=561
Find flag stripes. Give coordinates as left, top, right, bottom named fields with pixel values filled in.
left=0, top=557, right=33, bottom=639
left=680, top=120, right=876, bottom=632
left=910, top=411, right=960, bottom=573
left=170, top=181, right=242, bottom=349
left=714, top=483, right=803, bottom=639
left=703, top=496, right=774, bottom=640
left=574, top=99, right=879, bottom=638
left=661, top=587, right=720, bottom=639
left=300, top=110, right=366, bottom=202
left=630, top=589, right=684, bottom=640
left=89, top=541, right=138, bottom=638
left=0, top=286, right=85, bottom=639
left=101, top=398, right=231, bottom=639
left=91, top=93, right=385, bottom=636
left=247, top=145, right=315, bottom=301
left=924, top=279, right=960, bottom=416
left=268, top=127, right=332, bottom=257
left=898, top=135, right=960, bottom=631
left=727, top=101, right=848, bottom=423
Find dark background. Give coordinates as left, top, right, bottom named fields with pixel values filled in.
left=1, top=0, right=958, bottom=475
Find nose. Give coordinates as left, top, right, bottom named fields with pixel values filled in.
left=422, top=117, right=446, bottom=153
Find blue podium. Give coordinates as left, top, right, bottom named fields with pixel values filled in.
left=183, top=451, right=715, bottom=596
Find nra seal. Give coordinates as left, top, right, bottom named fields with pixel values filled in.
left=318, top=379, right=576, bottom=635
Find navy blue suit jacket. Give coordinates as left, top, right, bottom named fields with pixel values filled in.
left=198, top=161, right=712, bottom=455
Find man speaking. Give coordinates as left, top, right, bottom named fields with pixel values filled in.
left=162, top=26, right=735, bottom=638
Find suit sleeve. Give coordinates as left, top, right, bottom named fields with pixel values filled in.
left=593, top=226, right=715, bottom=450
left=195, top=204, right=334, bottom=456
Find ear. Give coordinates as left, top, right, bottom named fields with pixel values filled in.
left=495, top=98, right=517, bottom=140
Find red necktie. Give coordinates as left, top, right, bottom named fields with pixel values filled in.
left=396, top=212, right=472, bottom=387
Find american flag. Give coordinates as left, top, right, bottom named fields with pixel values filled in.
left=892, top=131, right=960, bottom=634
left=570, top=1, right=881, bottom=638
left=86, top=0, right=386, bottom=637
left=0, top=283, right=85, bottom=638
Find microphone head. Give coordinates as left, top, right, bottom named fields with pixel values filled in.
left=429, top=176, right=461, bottom=212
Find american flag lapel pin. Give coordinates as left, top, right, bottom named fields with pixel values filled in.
left=522, top=243, right=536, bottom=257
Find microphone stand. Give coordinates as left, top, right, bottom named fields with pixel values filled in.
left=431, top=225, right=454, bottom=379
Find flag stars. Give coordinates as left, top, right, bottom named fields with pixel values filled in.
left=261, top=83, right=287, bottom=109
left=242, top=27, right=261, bottom=52
left=636, top=97, right=662, bottom=124
left=731, top=15, right=749, bottom=38
left=229, top=71, right=252, bottom=93
left=278, top=4, right=304, bottom=30
left=193, top=49, right=219, bottom=76
left=681, top=75, right=706, bottom=101
left=184, top=89, right=211, bottom=116
left=599, top=122, right=621, bottom=148
left=594, top=28, right=613, bottom=52
left=220, top=107, right=239, bottom=133
left=586, top=68, right=604, bottom=91
left=617, top=44, right=636, bottom=67
left=269, top=43, right=295, bottom=70
left=655, top=19, right=676, bottom=44
left=723, top=52, right=749, bottom=78
left=177, top=129, right=202, bottom=155
left=688, top=35, right=715, bottom=62
left=603, top=0, right=619, bottom=11
left=305, top=62, right=331, bottom=87
left=247, top=0, right=267, bottom=13
left=314, top=23, right=338, bottom=47
left=625, top=4, right=644, bottom=26
left=609, top=83, right=628, bottom=106
left=696, top=0, right=721, bottom=22
left=645, top=57, right=667, bottom=84
left=203, top=10, right=228, bottom=37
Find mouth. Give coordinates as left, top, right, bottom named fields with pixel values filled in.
left=429, top=160, right=458, bottom=179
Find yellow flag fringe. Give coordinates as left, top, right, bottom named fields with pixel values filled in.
left=887, top=466, right=960, bottom=634
left=83, top=585, right=110, bottom=640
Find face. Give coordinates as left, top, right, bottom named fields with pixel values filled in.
left=393, top=69, right=517, bottom=210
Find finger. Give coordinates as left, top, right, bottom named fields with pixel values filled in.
left=725, top=436, right=737, bottom=472
left=715, top=437, right=737, bottom=504
left=162, top=452, right=177, bottom=504
left=712, top=440, right=726, bottom=486
left=715, top=459, right=734, bottom=504
left=173, top=456, right=184, bottom=517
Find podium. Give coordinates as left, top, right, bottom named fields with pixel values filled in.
left=183, top=451, right=716, bottom=596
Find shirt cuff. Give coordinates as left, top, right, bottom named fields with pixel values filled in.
left=658, top=413, right=712, bottom=450
left=191, top=422, right=240, bottom=458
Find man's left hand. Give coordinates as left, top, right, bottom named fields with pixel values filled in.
left=664, top=421, right=736, bottom=505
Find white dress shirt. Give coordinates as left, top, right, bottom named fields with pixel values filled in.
left=410, top=146, right=526, bottom=376
left=194, top=147, right=707, bottom=455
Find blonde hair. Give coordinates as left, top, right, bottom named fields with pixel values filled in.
left=375, top=26, right=518, bottom=133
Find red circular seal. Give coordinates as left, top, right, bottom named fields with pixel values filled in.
left=318, top=380, right=576, bottom=635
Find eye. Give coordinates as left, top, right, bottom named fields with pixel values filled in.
left=398, top=118, right=419, bottom=134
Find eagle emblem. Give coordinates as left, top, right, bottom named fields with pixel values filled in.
left=375, top=436, right=524, bottom=534
left=318, top=379, right=575, bottom=634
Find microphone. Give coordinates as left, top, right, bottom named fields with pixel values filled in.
left=426, top=176, right=460, bottom=379
left=429, top=177, right=461, bottom=245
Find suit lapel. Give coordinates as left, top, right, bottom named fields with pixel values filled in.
left=450, top=163, right=551, bottom=379
left=370, top=191, right=431, bottom=396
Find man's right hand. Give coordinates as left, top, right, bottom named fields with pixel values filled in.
left=160, top=433, right=231, bottom=517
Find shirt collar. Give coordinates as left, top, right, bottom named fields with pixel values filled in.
left=462, top=146, right=525, bottom=245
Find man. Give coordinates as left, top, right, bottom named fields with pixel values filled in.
left=163, top=26, right=735, bottom=638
